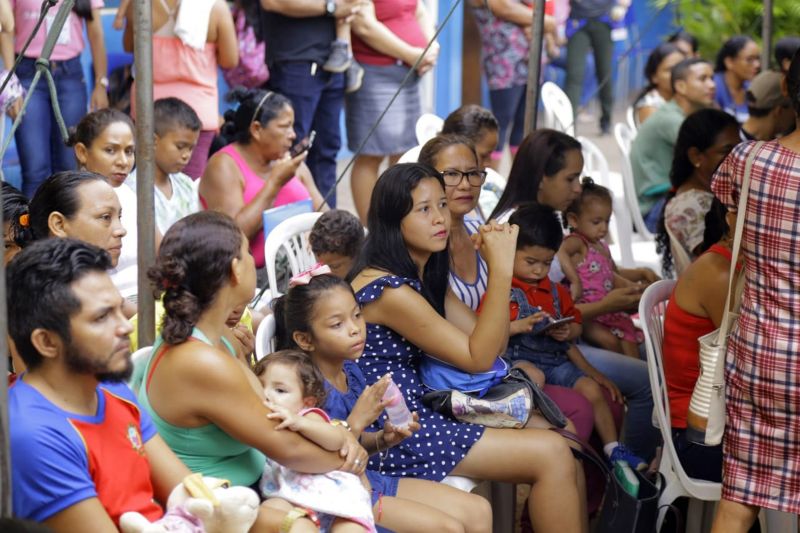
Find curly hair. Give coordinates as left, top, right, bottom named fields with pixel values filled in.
left=253, top=349, right=327, bottom=408
left=308, top=210, right=365, bottom=259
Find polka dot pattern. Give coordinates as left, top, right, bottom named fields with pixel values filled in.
left=354, top=275, right=485, bottom=481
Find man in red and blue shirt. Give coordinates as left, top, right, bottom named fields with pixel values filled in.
left=7, top=238, right=190, bottom=531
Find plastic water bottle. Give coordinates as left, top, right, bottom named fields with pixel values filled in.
left=382, top=378, right=412, bottom=430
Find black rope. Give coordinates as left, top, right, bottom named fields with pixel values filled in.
left=318, top=0, right=464, bottom=208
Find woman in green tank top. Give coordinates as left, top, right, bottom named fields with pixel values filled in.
left=138, top=211, right=367, bottom=529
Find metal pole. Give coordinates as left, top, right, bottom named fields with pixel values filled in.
left=524, top=0, right=547, bottom=135
left=0, top=189, right=9, bottom=517
left=134, top=0, right=156, bottom=347
left=761, top=0, right=773, bottom=70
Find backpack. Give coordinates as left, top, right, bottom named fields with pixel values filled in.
left=222, top=8, right=269, bottom=89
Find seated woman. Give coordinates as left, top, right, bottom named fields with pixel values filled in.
left=632, top=43, right=685, bottom=126
left=662, top=199, right=733, bottom=480
left=4, top=182, right=32, bottom=379
left=201, top=88, right=326, bottom=284
left=489, top=130, right=659, bottom=461
left=349, top=162, right=586, bottom=532
left=655, top=109, right=739, bottom=277
left=69, top=108, right=160, bottom=313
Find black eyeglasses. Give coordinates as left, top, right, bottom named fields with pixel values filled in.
left=440, top=168, right=487, bottom=187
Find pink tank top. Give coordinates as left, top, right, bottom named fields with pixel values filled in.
left=215, top=144, right=311, bottom=268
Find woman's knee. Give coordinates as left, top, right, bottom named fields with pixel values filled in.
left=457, top=494, right=492, bottom=533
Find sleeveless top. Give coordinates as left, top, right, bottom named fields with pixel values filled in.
left=211, top=144, right=311, bottom=268
left=131, top=0, right=219, bottom=130
left=138, top=328, right=266, bottom=486
left=662, top=244, right=732, bottom=428
left=448, top=219, right=488, bottom=311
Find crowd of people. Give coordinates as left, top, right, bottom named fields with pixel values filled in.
left=0, top=1, right=799, bottom=533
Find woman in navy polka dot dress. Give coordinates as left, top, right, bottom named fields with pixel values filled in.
left=349, top=163, right=586, bottom=532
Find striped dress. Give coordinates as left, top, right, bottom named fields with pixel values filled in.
left=448, top=219, right=489, bottom=311
left=711, top=140, right=800, bottom=513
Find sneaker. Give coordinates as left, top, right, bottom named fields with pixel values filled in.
left=609, top=444, right=648, bottom=472
left=345, top=61, right=364, bottom=94
left=323, top=41, right=351, bottom=73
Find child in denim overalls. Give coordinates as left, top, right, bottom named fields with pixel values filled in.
left=489, top=203, right=646, bottom=470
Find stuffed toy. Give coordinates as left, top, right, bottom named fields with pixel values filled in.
left=120, top=474, right=260, bottom=533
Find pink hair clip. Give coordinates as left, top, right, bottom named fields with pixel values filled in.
left=288, top=262, right=332, bottom=288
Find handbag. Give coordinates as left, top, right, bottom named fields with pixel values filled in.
left=222, top=8, right=269, bottom=89
left=551, top=428, right=681, bottom=533
left=421, top=366, right=567, bottom=429
left=686, top=141, right=763, bottom=446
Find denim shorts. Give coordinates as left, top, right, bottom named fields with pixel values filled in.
left=508, top=344, right=586, bottom=388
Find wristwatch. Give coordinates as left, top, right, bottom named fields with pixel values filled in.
left=324, top=0, right=336, bottom=17
left=331, top=419, right=352, bottom=432
left=279, top=507, right=320, bottom=533
left=97, top=76, right=109, bottom=89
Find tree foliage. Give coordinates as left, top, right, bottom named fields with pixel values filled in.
left=653, top=0, right=800, bottom=64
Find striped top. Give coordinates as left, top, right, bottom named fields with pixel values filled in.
left=449, top=219, right=489, bottom=311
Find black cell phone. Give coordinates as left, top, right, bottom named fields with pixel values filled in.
left=290, top=131, right=316, bottom=157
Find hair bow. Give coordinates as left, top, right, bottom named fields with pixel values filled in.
left=288, top=263, right=332, bottom=288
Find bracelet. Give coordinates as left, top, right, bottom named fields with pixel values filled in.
left=375, top=431, right=382, bottom=453
left=279, top=507, right=320, bottom=533
left=331, top=419, right=352, bottom=432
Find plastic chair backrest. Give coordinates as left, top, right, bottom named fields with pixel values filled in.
left=613, top=122, right=653, bottom=240
left=577, top=137, right=635, bottom=268
left=415, top=113, right=444, bottom=145
left=541, top=82, right=575, bottom=136
left=255, top=313, right=276, bottom=361
left=626, top=105, right=637, bottom=134
left=398, top=145, right=422, bottom=164
left=639, top=280, right=721, bottom=501
left=264, top=212, right=323, bottom=298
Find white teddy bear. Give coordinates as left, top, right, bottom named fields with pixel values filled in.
left=120, top=474, right=260, bottom=533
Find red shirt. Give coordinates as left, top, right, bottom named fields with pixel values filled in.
left=662, top=244, right=732, bottom=428
left=478, top=277, right=582, bottom=324
left=351, top=0, right=428, bottom=66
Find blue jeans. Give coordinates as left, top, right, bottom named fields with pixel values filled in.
left=644, top=196, right=667, bottom=234
left=268, top=61, right=344, bottom=207
left=14, top=56, right=86, bottom=197
left=580, top=343, right=659, bottom=460
left=488, top=84, right=526, bottom=150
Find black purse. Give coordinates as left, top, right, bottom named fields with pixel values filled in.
left=550, top=428, right=682, bottom=533
left=421, top=367, right=567, bottom=429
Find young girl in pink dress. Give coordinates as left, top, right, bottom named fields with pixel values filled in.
left=558, top=179, right=646, bottom=358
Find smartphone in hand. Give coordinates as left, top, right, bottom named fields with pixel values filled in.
left=290, top=131, right=316, bottom=157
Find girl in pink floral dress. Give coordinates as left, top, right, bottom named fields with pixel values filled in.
left=558, top=179, right=644, bottom=358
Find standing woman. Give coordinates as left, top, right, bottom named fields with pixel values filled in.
left=713, top=36, right=761, bottom=124
left=710, top=51, right=800, bottom=533
left=350, top=162, right=586, bottom=533
left=5, top=0, right=108, bottom=197
left=123, top=0, right=238, bottom=178
left=347, top=0, right=438, bottom=223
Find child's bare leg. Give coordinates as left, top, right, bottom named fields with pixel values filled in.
left=573, top=377, right=617, bottom=445
left=620, top=339, right=640, bottom=359
left=331, top=518, right=369, bottom=532
left=336, top=20, right=351, bottom=46
left=582, top=321, right=624, bottom=355
left=512, top=359, right=545, bottom=387
left=378, top=478, right=492, bottom=533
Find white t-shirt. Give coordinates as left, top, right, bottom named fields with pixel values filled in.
left=110, top=184, right=139, bottom=300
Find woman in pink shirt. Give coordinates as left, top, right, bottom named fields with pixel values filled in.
left=200, top=88, right=326, bottom=281
left=6, top=0, right=108, bottom=197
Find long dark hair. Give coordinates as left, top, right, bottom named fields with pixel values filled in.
left=715, top=35, right=755, bottom=73
left=73, top=0, right=94, bottom=20
left=699, top=198, right=729, bottom=255
left=655, top=108, right=739, bottom=276
left=633, top=43, right=683, bottom=107
left=219, top=88, right=292, bottom=145
left=489, top=129, right=582, bottom=219
left=148, top=211, right=244, bottom=344
left=348, top=163, right=450, bottom=316
left=785, top=48, right=800, bottom=117
left=2, top=182, right=32, bottom=249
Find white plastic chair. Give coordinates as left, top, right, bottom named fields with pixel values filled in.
left=264, top=212, right=323, bottom=299
left=254, top=313, right=276, bottom=362
left=613, top=122, right=654, bottom=241
left=578, top=137, right=660, bottom=271
left=398, top=144, right=422, bottom=164
left=415, top=113, right=443, bottom=145
left=541, top=82, right=575, bottom=136
left=128, top=346, right=153, bottom=390
left=626, top=105, right=637, bottom=134
left=639, top=281, right=721, bottom=530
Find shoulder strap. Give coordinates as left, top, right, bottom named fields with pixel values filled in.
left=718, top=141, right=763, bottom=342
